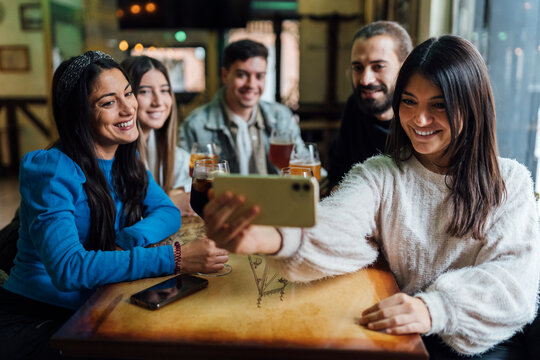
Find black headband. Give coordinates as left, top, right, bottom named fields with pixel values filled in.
left=56, top=51, right=114, bottom=105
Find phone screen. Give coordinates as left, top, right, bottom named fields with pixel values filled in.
left=130, top=274, right=208, bottom=310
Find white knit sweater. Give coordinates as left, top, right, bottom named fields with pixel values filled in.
left=269, top=155, right=539, bottom=355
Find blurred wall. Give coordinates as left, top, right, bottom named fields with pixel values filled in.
left=0, top=0, right=51, bottom=168
left=297, top=0, right=364, bottom=105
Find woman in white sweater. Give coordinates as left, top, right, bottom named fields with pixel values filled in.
left=203, top=36, right=539, bottom=359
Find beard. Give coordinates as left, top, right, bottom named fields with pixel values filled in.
left=353, top=83, right=393, bottom=115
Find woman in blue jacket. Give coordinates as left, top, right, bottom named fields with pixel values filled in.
left=0, top=51, right=188, bottom=359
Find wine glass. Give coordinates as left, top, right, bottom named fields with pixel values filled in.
left=190, top=159, right=229, bottom=217
left=269, top=129, right=294, bottom=170
left=189, top=142, right=219, bottom=177
left=190, top=159, right=232, bottom=276
left=280, top=166, right=313, bottom=178
left=289, top=142, right=321, bottom=180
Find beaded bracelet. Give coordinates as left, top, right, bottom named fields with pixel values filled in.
left=173, top=241, right=182, bottom=274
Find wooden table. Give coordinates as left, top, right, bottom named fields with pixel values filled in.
left=51, top=217, right=428, bottom=360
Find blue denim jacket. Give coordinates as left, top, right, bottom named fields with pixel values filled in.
left=179, top=87, right=303, bottom=174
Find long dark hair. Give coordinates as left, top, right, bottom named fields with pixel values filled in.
left=388, top=35, right=505, bottom=240
left=52, top=54, right=148, bottom=251
left=121, top=55, right=177, bottom=192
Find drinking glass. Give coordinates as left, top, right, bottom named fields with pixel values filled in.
left=190, top=159, right=232, bottom=276
left=189, top=142, right=219, bottom=177
left=190, top=159, right=229, bottom=217
left=268, top=129, right=294, bottom=170
left=289, top=142, right=321, bottom=180
left=280, top=166, right=313, bottom=178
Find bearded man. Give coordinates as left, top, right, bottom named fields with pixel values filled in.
left=328, top=21, right=412, bottom=189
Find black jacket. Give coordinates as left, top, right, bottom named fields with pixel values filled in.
left=328, top=94, right=391, bottom=189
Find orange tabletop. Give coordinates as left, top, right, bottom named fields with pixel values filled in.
left=51, top=217, right=428, bottom=360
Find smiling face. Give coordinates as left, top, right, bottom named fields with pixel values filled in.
left=136, top=69, right=172, bottom=138
left=221, top=56, right=266, bottom=120
left=88, top=68, right=138, bottom=159
left=399, top=72, right=457, bottom=172
left=351, top=35, right=402, bottom=121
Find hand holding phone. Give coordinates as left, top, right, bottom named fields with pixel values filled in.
left=130, top=274, right=208, bottom=310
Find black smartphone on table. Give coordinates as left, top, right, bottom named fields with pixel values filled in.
left=130, top=274, right=208, bottom=310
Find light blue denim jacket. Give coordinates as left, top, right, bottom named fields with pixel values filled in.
left=179, top=87, right=304, bottom=174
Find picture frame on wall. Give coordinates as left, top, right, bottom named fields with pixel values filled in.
left=20, top=3, right=43, bottom=30
left=0, top=46, right=30, bottom=72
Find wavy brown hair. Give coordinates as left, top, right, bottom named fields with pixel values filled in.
left=121, top=56, right=177, bottom=192
left=388, top=35, right=506, bottom=240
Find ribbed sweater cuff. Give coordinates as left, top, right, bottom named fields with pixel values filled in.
left=272, top=227, right=303, bottom=258
left=415, top=291, right=448, bottom=335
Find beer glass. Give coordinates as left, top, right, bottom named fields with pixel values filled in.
left=289, top=142, right=321, bottom=180
left=280, top=166, right=313, bottom=178
left=190, top=159, right=232, bottom=276
left=190, top=159, right=229, bottom=217
left=268, top=129, right=294, bottom=170
left=189, top=142, right=219, bottom=177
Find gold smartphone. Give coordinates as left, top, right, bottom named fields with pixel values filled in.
left=212, top=174, right=318, bottom=228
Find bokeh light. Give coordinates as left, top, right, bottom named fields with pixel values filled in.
left=175, top=31, right=187, bottom=42
left=119, top=40, right=129, bottom=51
left=146, top=2, right=157, bottom=13
left=130, top=4, right=141, bottom=14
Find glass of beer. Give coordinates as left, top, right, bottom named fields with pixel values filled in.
left=280, top=166, right=313, bottom=178
left=289, top=142, right=321, bottom=180
left=189, top=143, right=219, bottom=177
left=190, top=159, right=229, bottom=217
left=269, top=129, right=294, bottom=170
left=190, top=159, right=232, bottom=276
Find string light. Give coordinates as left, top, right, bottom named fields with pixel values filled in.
left=130, top=4, right=141, bottom=14
left=146, top=2, right=157, bottom=13
left=119, top=40, right=129, bottom=51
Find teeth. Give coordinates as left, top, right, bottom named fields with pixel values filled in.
left=414, top=129, right=436, bottom=136
left=148, top=112, right=162, bottom=119
left=116, top=119, right=133, bottom=128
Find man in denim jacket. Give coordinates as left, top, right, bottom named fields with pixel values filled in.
left=179, top=39, right=303, bottom=174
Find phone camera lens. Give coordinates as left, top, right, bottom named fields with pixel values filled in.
left=292, top=183, right=300, bottom=191
left=303, top=184, right=310, bottom=192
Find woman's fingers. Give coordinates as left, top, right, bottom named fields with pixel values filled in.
left=213, top=255, right=229, bottom=264
left=362, top=293, right=406, bottom=315
left=211, top=193, right=245, bottom=225
left=363, top=312, right=415, bottom=330
left=359, top=303, right=411, bottom=324
left=385, top=322, right=426, bottom=335
left=204, top=193, right=245, bottom=233
left=225, top=205, right=260, bottom=240
left=359, top=293, right=431, bottom=334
